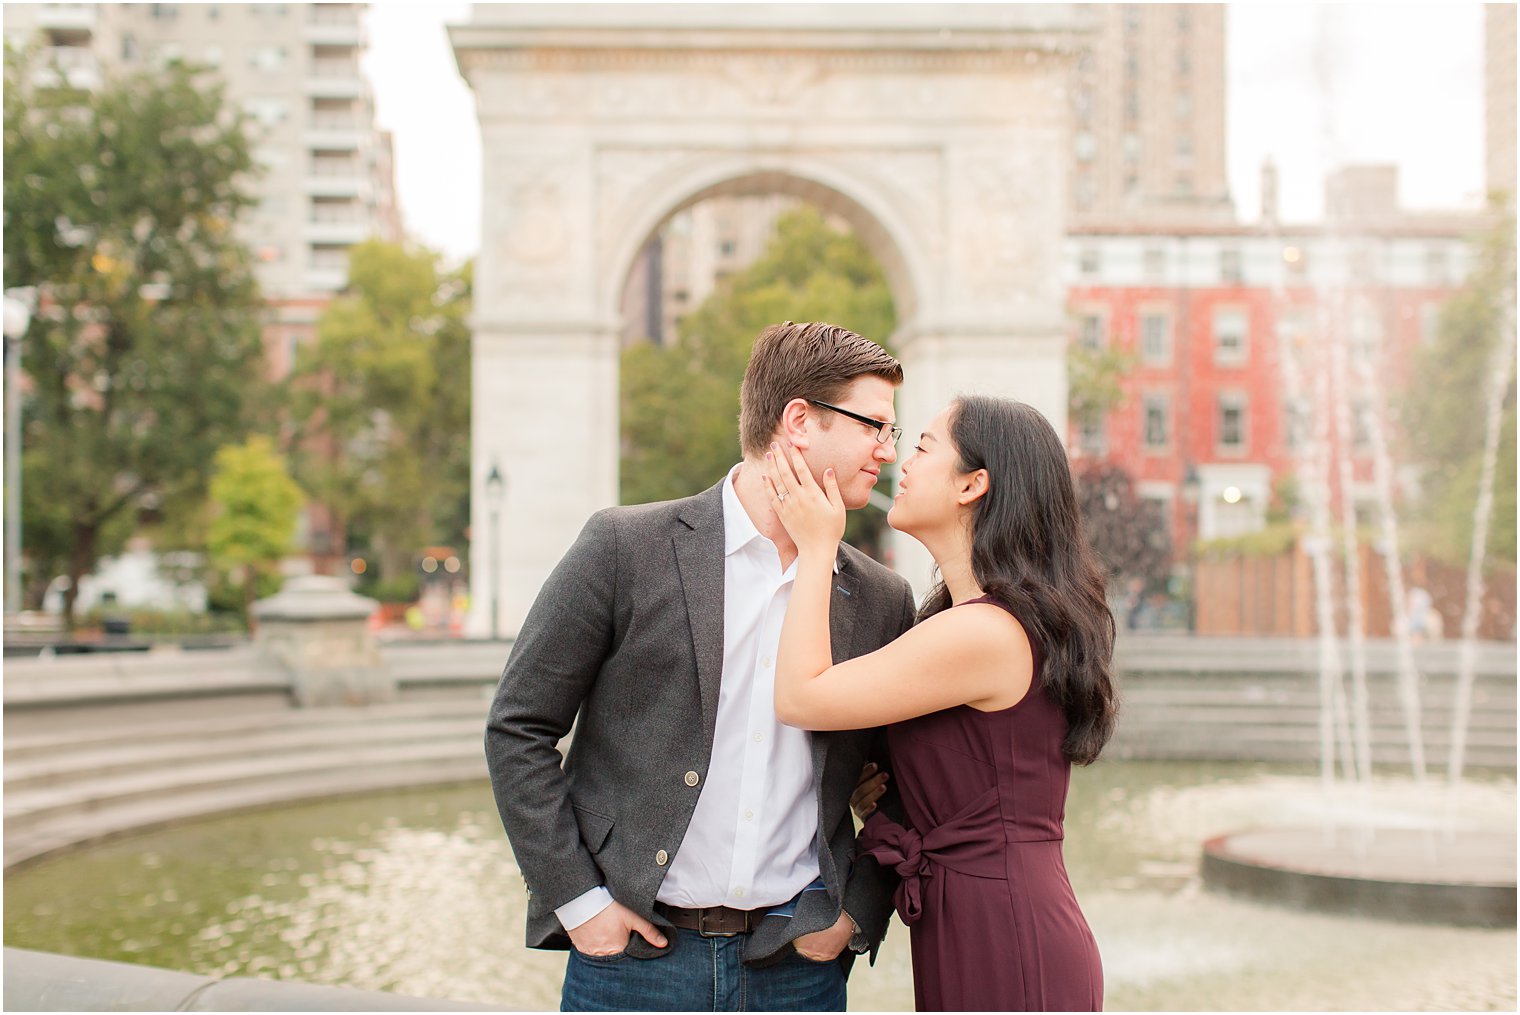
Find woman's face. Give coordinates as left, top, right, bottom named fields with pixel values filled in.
left=886, top=404, right=964, bottom=536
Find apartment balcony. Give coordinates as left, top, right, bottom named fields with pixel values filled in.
left=305, top=219, right=370, bottom=245
left=305, top=61, right=363, bottom=101
left=35, top=4, right=98, bottom=32
left=304, top=76, right=363, bottom=100
left=304, top=174, right=370, bottom=200
left=304, top=267, right=350, bottom=292
left=305, top=8, right=363, bottom=48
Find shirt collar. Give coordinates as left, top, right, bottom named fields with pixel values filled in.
left=721, top=463, right=840, bottom=573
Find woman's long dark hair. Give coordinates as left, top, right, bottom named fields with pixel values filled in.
left=917, top=396, right=1118, bottom=764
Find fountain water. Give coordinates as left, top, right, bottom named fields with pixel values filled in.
left=1201, top=9, right=1514, bottom=923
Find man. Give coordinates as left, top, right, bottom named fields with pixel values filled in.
left=485, top=321, right=917, bottom=1011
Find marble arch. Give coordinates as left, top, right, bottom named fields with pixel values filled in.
left=452, top=5, right=1084, bottom=636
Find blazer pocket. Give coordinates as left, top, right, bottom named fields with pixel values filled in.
left=573, top=803, right=615, bottom=854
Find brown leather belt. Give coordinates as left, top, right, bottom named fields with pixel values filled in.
left=656, top=903, right=759, bottom=936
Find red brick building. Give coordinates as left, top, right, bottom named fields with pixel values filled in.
left=1065, top=167, right=1486, bottom=557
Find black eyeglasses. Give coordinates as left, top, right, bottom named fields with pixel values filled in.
left=806, top=399, right=903, bottom=446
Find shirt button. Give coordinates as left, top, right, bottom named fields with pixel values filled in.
left=733, top=887, right=746, bottom=899
left=761, top=656, right=772, bottom=668
left=744, top=810, right=754, bottom=821
left=655, top=850, right=669, bottom=866
left=753, top=732, right=763, bottom=742
left=684, top=771, right=700, bottom=787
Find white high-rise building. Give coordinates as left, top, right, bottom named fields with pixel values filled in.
left=4, top=3, right=400, bottom=307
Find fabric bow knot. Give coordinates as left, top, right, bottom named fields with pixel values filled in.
left=860, top=821, right=933, bottom=925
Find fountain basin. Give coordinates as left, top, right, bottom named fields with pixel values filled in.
left=1203, top=827, right=1517, bottom=927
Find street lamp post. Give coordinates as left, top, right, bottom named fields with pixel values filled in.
left=484, top=463, right=506, bottom=641
left=3, top=291, right=33, bottom=616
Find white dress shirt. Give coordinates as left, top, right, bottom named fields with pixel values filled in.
left=555, top=465, right=829, bottom=930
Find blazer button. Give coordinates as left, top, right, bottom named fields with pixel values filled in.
left=684, top=771, right=700, bottom=787
left=655, top=849, right=669, bottom=866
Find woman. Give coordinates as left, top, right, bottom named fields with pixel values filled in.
left=762, top=395, right=1117, bottom=1012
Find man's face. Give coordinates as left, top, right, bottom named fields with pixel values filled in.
left=796, top=375, right=900, bottom=510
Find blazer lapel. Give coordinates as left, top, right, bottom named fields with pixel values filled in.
left=673, top=482, right=727, bottom=743
left=812, top=549, right=862, bottom=782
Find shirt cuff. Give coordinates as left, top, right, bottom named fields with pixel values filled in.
left=556, top=886, right=615, bottom=931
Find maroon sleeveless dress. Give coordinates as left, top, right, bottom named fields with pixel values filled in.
left=857, top=596, right=1103, bottom=1012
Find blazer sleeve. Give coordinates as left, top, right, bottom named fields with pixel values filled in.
left=484, top=508, right=619, bottom=917
left=841, top=581, right=919, bottom=960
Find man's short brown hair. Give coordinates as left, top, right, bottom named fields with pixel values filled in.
left=737, top=321, right=903, bottom=457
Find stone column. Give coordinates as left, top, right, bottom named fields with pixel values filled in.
left=252, top=575, right=392, bottom=708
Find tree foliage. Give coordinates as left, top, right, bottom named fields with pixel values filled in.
left=207, top=436, right=304, bottom=615
left=289, top=240, right=472, bottom=581
left=1067, top=340, right=1135, bottom=431
left=1400, top=210, right=1517, bottom=568
left=1074, top=463, right=1173, bottom=588
left=3, top=48, right=271, bottom=624
left=620, top=205, right=897, bottom=516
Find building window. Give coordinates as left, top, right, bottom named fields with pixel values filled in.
left=1074, top=86, right=1093, bottom=125
left=1075, top=173, right=1096, bottom=211
left=1124, top=89, right=1139, bottom=121
left=1219, top=247, right=1243, bottom=284
left=1140, top=311, right=1171, bottom=365
left=251, top=45, right=286, bottom=71
left=1285, top=395, right=1310, bottom=451
left=718, top=240, right=736, bottom=258
left=1217, top=393, right=1248, bottom=454
left=1142, top=246, right=1167, bottom=279
left=1079, top=418, right=1107, bottom=457
left=1143, top=394, right=1171, bottom=450
left=1177, top=49, right=1192, bottom=75
left=1074, top=131, right=1096, bottom=162
left=1175, top=134, right=1193, bottom=160
left=1123, top=133, right=1141, bottom=162
left=243, top=97, right=288, bottom=127
left=310, top=243, right=349, bottom=272
left=1077, top=312, right=1106, bottom=350
left=1175, top=91, right=1192, bottom=120
left=1425, top=245, right=1450, bottom=285
left=1079, top=247, right=1101, bottom=276
left=150, top=4, right=179, bottom=20
left=1351, top=397, right=1373, bottom=452
left=1349, top=298, right=1381, bottom=365
left=1419, top=302, right=1443, bottom=346
left=1213, top=307, right=1249, bottom=366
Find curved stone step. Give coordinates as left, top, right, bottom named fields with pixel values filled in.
left=3, top=697, right=487, bottom=760
left=4, top=716, right=486, bottom=791
left=4, top=738, right=488, bottom=832
left=3, top=756, right=491, bottom=870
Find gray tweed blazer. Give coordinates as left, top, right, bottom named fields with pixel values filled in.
left=485, top=478, right=917, bottom=965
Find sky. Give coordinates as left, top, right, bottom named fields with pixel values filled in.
left=362, top=2, right=1489, bottom=265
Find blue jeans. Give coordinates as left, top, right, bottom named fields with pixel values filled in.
left=560, top=929, right=847, bottom=1012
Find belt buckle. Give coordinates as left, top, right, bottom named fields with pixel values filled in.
left=698, top=906, right=743, bottom=938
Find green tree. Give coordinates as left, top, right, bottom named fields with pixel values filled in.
left=621, top=205, right=897, bottom=526
left=207, top=436, right=304, bottom=619
left=289, top=240, right=472, bottom=581
left=1067, top=340, right=1135, bottom=433
left=3, top=48, right=271, bottom=625
left=1401, top=210, right=1517, bottom=567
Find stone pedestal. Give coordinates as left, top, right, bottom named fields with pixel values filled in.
left=252, top=576, right=392, bottom=708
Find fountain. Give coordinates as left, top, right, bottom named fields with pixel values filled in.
left=1200, top=8, right=1516, bottom=927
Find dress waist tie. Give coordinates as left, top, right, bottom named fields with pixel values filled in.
left=857, top=788, right=1010, bottom=926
